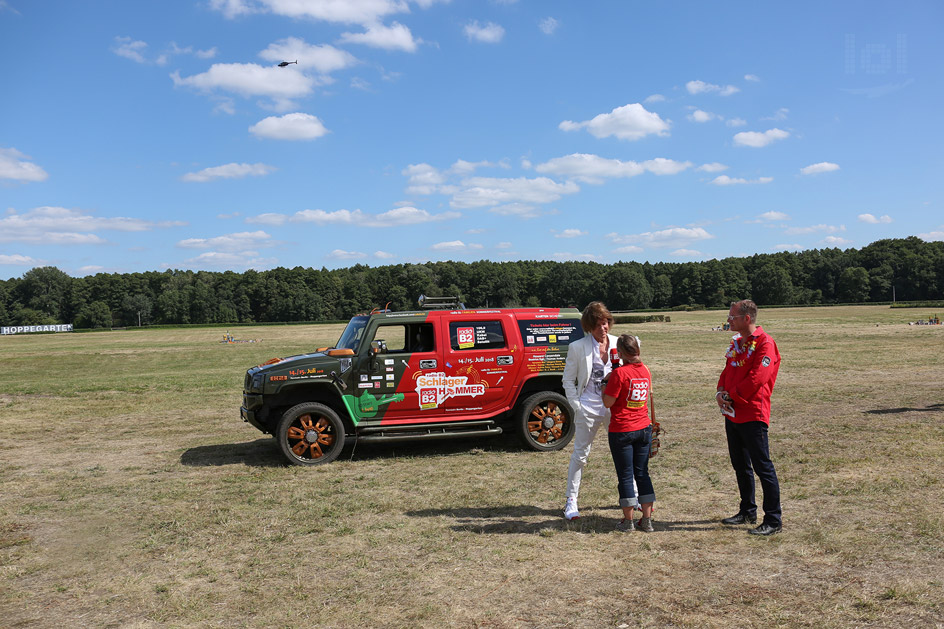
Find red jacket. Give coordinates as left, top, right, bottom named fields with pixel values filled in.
left=716, top=326, right=780, bottom=424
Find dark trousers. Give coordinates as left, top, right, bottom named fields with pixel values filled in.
left=608, top=426, right=656, bottom=507
left=725, top=418, right=781, bottom=526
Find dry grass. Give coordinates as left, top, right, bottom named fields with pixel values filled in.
left=1, top=306, right=942, bottom=628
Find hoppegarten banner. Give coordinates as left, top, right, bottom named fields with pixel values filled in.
left=2, top=324, right=74, bottom=335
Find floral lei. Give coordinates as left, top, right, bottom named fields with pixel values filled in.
left=725, top=334, right=757, bottom=367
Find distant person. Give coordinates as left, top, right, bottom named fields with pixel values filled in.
left=603, top=334, right=656, bottom=532
left=561, top=301, right=636, bottom=520
left=716, top=300, right=783, bottom=536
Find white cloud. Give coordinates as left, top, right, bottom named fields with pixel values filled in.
left=495, top=242, right=513, bottom=249
left=821, top=236, right=852, bottom=246
left=556, top=229, right=586, bottom=238
left=759, top=211, right=790, bottom=221
left=374, top=250, right=395, bottom=259
left=488, top=203, right=540, bottom=218
left=644, top=94, right=665, bottom=103
left=171, top=63, right=314, bottom=109
left=745, top=74, right=760, bottom=82
left=726, top=118, right=747, bottom=127
left=158, top=42, right=219, bottom=66
left=181, top=251, right=277, bottom=269
left=858, top=213, right=892, bottom=224
left=181, top=162, right=276, bottom=182
left=784, top=224, right=846, bottom=235
left=449, top=159, right=507, bottom=175
left=538, top=17, right=559, bottom=35
left=451, top=176, right=579, bottom=209
left=340, top=22, right=419, bottom=52
left=403, top=163, right=446, bottom=194
left=0, top=206, right=184, bottom=244
left=431, top=240, right=484, bottom=253
left=733, top=128, right=790, bottom=147
left=259, top=38, right=358, bottom=73
left=686, top=80, right=739, bottom=96
left=697, top=162, right=728, bottom=173
left=177, top=231, right=273, bottom=251
left=762, top=107, right=789, bottom=121
left=800, top=162, right=840, bottom=175
left=211, top=0, right=409, bottom=25
left=559, top=103, right=670, bottom=141
left=249, top=206, right=459, bottom=227
left=613, top=245, right=643, bottom=254
left=919, top=230, right=944, bottom=241
left=773, top=244, right=804, bottom=251
left=245, top=213, right=287, bottom=226
left=249, top=113, right=329, bottom=140
left=465, top=20, right=505, bottom=43
left=328, top=249, right=367, bottom=260
left=534, top=154, right=691, bottom=183
left=112, top=36, right=148, bottom=63
left=709, top=175, right=773, bottom=185
left=551, top=252, right=603, bottom=262
left=688, top=109, right=720, bottom=123
left=608, top=226, right=714, bottom=249
left=0, top=254, right=40, bottom=266
left=0, top=147, right=48, bottom=182
left=365, top=206, right=461, bottom=227
left=671, top=249, right=702, bottom=257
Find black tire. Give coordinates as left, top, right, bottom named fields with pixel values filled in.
left=277, top=402, right=346, bottom=466
left=517, top=392, right=575, bottom=451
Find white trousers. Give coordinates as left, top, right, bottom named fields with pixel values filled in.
left=566, top=404, right=637, bottom=502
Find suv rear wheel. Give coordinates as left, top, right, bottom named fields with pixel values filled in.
left=277, top=402, right=346, bottom=466
left=518, top=392, right=575, bottom=451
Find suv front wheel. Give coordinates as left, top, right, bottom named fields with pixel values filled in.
left=517, top=392, right=575, bottom=452
left=277, top=402, right=346, bottom=466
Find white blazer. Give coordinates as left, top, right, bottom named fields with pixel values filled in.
left=562, top=332, right=619, bottom=408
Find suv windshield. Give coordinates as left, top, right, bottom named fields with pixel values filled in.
left=336, top=316, right=369, bottom=352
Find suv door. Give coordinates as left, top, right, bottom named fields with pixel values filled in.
left=353, top=319, right=442, bottom=424
left=439, top=314, right=518, bottom=418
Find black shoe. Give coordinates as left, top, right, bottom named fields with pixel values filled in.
left=721, top=513, right=757, bottom=526
left=748, top=522, right=782, bottom=536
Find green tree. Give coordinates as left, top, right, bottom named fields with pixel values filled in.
left=751, top=263, right=793, bottom=306
left=837, top=266, right=870, bottom=302
left=75, top=301, right=113, bottom=328
left=18, top=266, right=73, bottom=321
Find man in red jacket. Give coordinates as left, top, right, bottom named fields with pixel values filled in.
left=716, top=300, right=782, bottom=536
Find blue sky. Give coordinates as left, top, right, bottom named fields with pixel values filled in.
left=1, top=0, right=941, bottom=277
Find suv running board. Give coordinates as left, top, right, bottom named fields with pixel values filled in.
left=355, top=420, right=503, bottom=443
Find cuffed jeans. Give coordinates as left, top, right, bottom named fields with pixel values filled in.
left=608, top=426, right=656, bottom=508
left=725, top=418, right=782, bottom=526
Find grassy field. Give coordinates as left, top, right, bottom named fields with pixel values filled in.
left=1, top=305, right=942, bottom=628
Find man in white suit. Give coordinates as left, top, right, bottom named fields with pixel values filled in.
left=561, top=301, right=633, bottom=520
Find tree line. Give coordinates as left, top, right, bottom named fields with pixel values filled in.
left=1, top=237, right=941, bottom=329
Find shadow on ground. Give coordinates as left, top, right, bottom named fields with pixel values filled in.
left=181, top=431, right=526, bottom=467
left=405, top=504, right=719, bottom=534
left=863, top=402, right=944, bottom=415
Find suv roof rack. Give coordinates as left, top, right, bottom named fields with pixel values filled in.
left=417, top=294, right=466, bottom=310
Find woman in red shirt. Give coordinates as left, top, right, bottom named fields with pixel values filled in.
left=603, top=334, right=656, bottom=532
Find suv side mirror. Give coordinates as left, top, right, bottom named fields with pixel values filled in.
left=369, top=339, right=387, bottom=357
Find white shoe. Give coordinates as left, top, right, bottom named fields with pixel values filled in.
left=563, top=497, right=580, bottom=520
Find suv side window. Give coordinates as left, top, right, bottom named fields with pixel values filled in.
left=449, top=321, right=505, bottom=351
left=373, top=323, right=435, bottom=353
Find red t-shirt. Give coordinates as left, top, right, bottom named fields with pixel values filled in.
left=604, top=362, right=652, bottom=433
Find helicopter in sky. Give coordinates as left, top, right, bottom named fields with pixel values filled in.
left=277, top=60, right=297, bottom=67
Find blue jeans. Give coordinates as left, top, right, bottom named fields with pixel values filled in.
left=608, top=426, right=656, bottom=508
left=725, top=419, right=782, bottom=526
